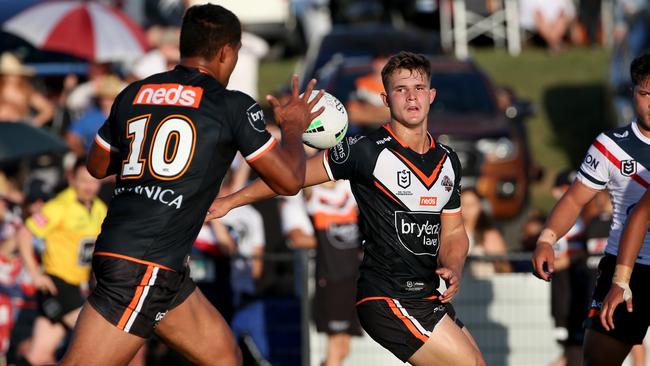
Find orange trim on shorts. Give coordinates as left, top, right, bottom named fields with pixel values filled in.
left=356, top=296, right=392, bottom=306
left=94, top=252, right=175, bottom=272
left=117, top=265, right=153, bottom=330
left=587, top=308, right=600, bottom=318
left=356, top=296, right=433, bottom=343
left=385, top=299, right=430, bottom=343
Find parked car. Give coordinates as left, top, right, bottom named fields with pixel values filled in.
left=298, top=24, right=441, bottom=90
left=313, top=55, right=540, bottom=220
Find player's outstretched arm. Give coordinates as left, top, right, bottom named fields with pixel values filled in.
left=532, top=181, right=598, bottom=281
left=600, top=189, right=650, bottom=331
left=438, top=213, right=469, bottom=303
left=249, top=76, right=324, bottom=195
left=206, top=151, right=330, bottom=221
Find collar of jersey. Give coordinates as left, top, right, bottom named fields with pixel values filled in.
left=382, top=123, right=435, bottom=152
left=631, top=121, right=650, bottom=145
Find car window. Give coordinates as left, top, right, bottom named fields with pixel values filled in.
left=430, top=72, right=496, bottom=115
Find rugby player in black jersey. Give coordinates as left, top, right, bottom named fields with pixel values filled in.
left=208, top=52, right=485, bottom=366
left=59, top=4, right=324, bottom=366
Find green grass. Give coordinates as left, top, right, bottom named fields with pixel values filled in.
left=258, top=47, right=614, bottom=214
left=471, top=47, right=612, bottom=213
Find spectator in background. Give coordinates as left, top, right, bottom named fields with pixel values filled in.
left=346, top=54, right=390, bottom=132
left=128, top=27, right=180, bottom=82
left=460, top=188, right=511, bottom=277
left=0, top=53, right=54, bottom=126
left=547, top=169, right=591, bottom=366
left=609, top=0, right=649, bottom=126
left=306, top=180, right=362, bottom=366
left=0, top=194, right=35, bottom=364
left=65, top=75, right=124, bottom=157
left=16, top=159, right=106, bottom=365
left=227, top=31, right=269, bottom=100
left=519, top=0, right=576, bottom=52
left=219, top=175, right=270, bottom=363
left=65, top=62, right=116, bottom=120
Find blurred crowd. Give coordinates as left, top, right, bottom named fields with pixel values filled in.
left=0, top=0, right=648, bottom=365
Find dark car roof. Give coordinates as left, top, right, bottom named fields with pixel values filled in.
left=301, top=24, right=441, bottom=88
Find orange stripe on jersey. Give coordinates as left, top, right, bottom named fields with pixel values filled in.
left=391, top=149, right=446, bottom=189
left=383, top=124, right=408, bottom=148
left=587, top=308, right=600, bottom=318
left=117, top=265, right=153, bottom=330
left=94, top=252, right=174, bottom=272
left=312, top=208, right=358, bottom=230
left=95, top=136, right=112, bottom=152
left=423, top=294, right=440, bottom=300
left=374, top=181, right=402, bottom=206
left=385, top=299, right=430, bottom=343
left=248, top=138, right=278, bottom=163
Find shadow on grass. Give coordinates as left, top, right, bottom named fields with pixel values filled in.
left=543, top=83, right=617, bottom=168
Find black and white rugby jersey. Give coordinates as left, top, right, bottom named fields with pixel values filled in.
left=323, top=124, right=462, bottom=299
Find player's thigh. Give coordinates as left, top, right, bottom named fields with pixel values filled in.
left=583, top=329, right=632, bottom=366
left=408, top=315, right=484, bottom=366
left=154, top=287, right=241, bottom=366
left=60, top=303, right=146, bottom=366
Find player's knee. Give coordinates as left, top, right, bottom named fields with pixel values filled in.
left=202, top=343, right=242, bottom=366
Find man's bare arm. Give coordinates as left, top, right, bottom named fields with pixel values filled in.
left=438, top=213, right=469, bottom=303
left=206, top=151, right=331, bottom=221
left=532, top=181, right=599, bottom=280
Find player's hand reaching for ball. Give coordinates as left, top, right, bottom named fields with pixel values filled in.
left=267, top=75, right=324, bottom=132
left=437, top=267, right=461, bottom=303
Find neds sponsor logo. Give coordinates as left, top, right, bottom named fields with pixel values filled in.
left=133, top=83, right=203, bottom=108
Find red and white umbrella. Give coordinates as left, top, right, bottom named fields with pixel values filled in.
left=2, top=0, right=149, bottom=62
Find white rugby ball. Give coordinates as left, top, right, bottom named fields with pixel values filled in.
left=301, top=90, right=348, bottom=149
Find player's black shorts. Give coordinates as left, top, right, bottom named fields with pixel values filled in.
left=312, top=278, right=362, bottom=336
left=584, top=254, right=650, bottom=345
left=356, top=295, right=463, bottom=362
left=88, top=253, right=196, bottom=338
left=38, top=275, right=85, bottom=324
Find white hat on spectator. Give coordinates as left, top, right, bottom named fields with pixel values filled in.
left=0, top=52, right=35, bottom=76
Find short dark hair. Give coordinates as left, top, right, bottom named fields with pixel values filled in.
left=630, top=53, right=650, bottom=86
left=72, top=156, right=88, bottom=176
left=179, top=4, right=241, bottom=61
left=381, top=51, right=431, bottom=90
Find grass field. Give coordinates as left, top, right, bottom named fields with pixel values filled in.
left=259, top=46, right=614, bottom=214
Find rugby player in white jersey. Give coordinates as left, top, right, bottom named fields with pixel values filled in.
left=533, top=53, right=650, bottom=366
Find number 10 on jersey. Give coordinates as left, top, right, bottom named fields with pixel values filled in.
left=122, top=114, right=196, bottom=180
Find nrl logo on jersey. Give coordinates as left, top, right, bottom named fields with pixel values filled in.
left=397, top=170, right=411, bottom=188
left=620, top=159, right=637, bottom=176
left=441, top=175, right=453, bottom=192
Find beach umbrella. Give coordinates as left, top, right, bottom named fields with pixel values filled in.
left=2, top=0, right=149, bottom=62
